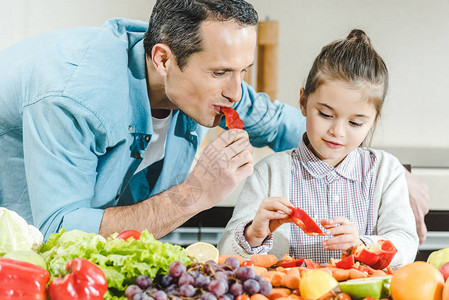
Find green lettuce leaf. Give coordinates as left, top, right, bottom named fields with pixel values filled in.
left=39, top=229, right=191, bottom=299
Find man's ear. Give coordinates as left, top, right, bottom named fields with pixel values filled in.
left=150, top=43, right=174, bottom=77
left=299, top=88, right=307, bottom=116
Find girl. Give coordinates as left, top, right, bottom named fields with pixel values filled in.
left=218, top=29, right=418, bottom=268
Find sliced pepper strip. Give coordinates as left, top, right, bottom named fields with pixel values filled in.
left=221, top=107, right=243, bottom=129
left=335, top=254, right=354, bottom=270
left=280, top=258, right=305, bottom=268
left=47, top=258, right=108, bottom=300
left=351, top=240, right=398, bottom=270
left=116, top=229, right=141, bottom=241
left=287, top=206, right=325, bottom=236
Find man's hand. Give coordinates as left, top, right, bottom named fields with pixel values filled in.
left=185, top=129, right=254, bottom=211
left=321, top=217, right=362, bottom=256
left=405, top=169, right=430, bottom=245
left=245, top=197, right=293, bottom=247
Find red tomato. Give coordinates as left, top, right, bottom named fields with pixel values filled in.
left=241, top=260, right=255, bottom=267
left=116, top=230, right=141, bottom=241
left=335, top=293, right=352, bottom=300
left=236, top=294, right=250, bottom=300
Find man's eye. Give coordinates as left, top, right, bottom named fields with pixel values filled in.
left=319, top=111, right=332, bottom=118
left=213, top=71, right=226, bottom=77
left=350, top=121, right=363, bottom=127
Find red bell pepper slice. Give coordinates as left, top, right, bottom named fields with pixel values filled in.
left=304, top=258, right=323, bottom=269
left=47, top=258, right=108, bottom=300
left=116, top=229, right=141, bottom=241
left=335, top=254, right=354, bottom=270
left=352, top=240, right=398, bottom=270
left=287, top=206, right=325, bottom=236
left=221, top=107, right=243, bottom=129
left=280, top=258, right=305, bottom=268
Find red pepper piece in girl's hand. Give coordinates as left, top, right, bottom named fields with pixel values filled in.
left=221, top=107, right=243, bottom=129
left=287, top=206, right=325, bottom=236
left=47, top=258, right=108, bottom=300
left=351, top=240, right=398, bottom=270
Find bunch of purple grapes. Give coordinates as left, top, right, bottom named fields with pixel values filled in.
left=125, top=257, right=272, bottom=300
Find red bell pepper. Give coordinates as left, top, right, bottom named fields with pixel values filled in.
left=351, top=240, right=398, bottom=270
left=280, top=258, right=305, bottom=268
left=0, top=257, right=50, bottom=300
left=304, top=258, right=323, bottom=269
left=287, top=206, right=325, bottom=236
left=47, top=258, right=108, bottom=300
left=116, top=229, right=141, bottom=241
left=335, top=254, right=354, bottom=270
left=221, top=107, right=243, bottom=129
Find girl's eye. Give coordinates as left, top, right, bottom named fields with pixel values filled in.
left=349, top=121, right=363, bottom=127
left=319, top=111, right=332, bottom=118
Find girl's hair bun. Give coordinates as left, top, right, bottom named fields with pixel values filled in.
left=347, top=29, right=371, bottom=45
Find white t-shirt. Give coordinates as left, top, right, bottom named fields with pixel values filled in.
left=134, top=111, right=172, bottom=174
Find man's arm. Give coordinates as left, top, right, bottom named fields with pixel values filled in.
left=404, top=169, right=430, bottom=245
left=99, top=129, right=254, bottom=238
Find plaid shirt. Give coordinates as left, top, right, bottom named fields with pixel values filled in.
left=236, top=137, right=377, bottom=263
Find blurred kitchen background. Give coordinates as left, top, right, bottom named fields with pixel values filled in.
left=2, top=0, right=448, bottom=259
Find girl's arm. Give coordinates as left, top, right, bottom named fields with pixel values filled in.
left=363, top=151, right=419, bottom=269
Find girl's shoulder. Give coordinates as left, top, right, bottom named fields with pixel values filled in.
left=358, top=147, right=405, bottom=174
left=253, top=149, right=294, bottom=171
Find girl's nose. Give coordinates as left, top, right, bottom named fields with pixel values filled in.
left=329, top=120, right=345, bottom=137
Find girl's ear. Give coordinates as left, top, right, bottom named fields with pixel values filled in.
left=299, top=88, right=307, bottom=116
left=150, top=43, right=174, bottom=77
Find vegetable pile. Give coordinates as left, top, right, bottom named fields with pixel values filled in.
left=39, top=229, right=191, bottom=299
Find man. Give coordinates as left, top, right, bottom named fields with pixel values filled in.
left=0, top=0, right=428, bottom=242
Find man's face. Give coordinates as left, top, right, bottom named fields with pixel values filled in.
left=300, top=80, right=377, bottom=167
left=164, top=20, right=257, bottom=127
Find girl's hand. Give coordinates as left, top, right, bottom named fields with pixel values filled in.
left=245, top=197, right=293, bottom=247
left=320, top=216, right=363, bottom=256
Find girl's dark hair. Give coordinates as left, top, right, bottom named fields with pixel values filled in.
left=303, top=29, right=389, bottom=121
left=144, top=0, right=258, bottom=70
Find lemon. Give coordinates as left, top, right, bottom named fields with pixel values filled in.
left=339, top=277, right=387, bottom=300
left=185, top=242, right=219, bottom=263
left=300, top=269, right=338, bottom=299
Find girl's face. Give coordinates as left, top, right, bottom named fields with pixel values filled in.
left=300, top=80, right=378, bottom=167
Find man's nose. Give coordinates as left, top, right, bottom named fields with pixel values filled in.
left=222, top=74, right=242, bottom=103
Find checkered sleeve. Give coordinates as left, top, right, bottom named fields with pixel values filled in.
left=234, top=220, right=273, bottom=254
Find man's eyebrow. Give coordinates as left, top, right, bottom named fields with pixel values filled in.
left=213, top=63, right=254, bottom=72
left=317, top=102, right=370, bottom=118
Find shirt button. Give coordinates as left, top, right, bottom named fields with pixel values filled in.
left=144, top=135, right=150, bottom=142
left=128, top=125, right=133, bottom=131
left=334, top=195, right=340, bottom=202
left=133, top=153, right=141, bottom=159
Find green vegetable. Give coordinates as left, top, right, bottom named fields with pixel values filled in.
left=39, top=229, right=191, bottom=300
left=3, top=250, right=47, bottom=270
left=0, top=207, right=43, bottom=255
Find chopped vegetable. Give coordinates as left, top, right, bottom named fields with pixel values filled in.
left=287, top=206, right=325, bottom=236
left=115, top=229, right=141, bottom=241
left=352, top=240, right=397, bottom=270
left=221, top=107, right=243, bottom=129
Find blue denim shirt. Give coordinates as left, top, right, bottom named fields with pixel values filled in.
left=0, top=18, right=305, bottom=240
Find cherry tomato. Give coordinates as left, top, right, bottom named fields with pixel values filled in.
left=241, top=260, right=255, bottom=267
left=335, top=293, right=352, bottom=300
left=116, top=229, right=141, bottom=241
left=236, top=294, right=250, bottom=300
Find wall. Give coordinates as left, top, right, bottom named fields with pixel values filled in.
left=2, top=1, right=448, bottom=210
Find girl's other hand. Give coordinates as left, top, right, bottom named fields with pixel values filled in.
left=321, top=216, right=362, bottom=255
left=245, top=197, right=293, bottom=247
